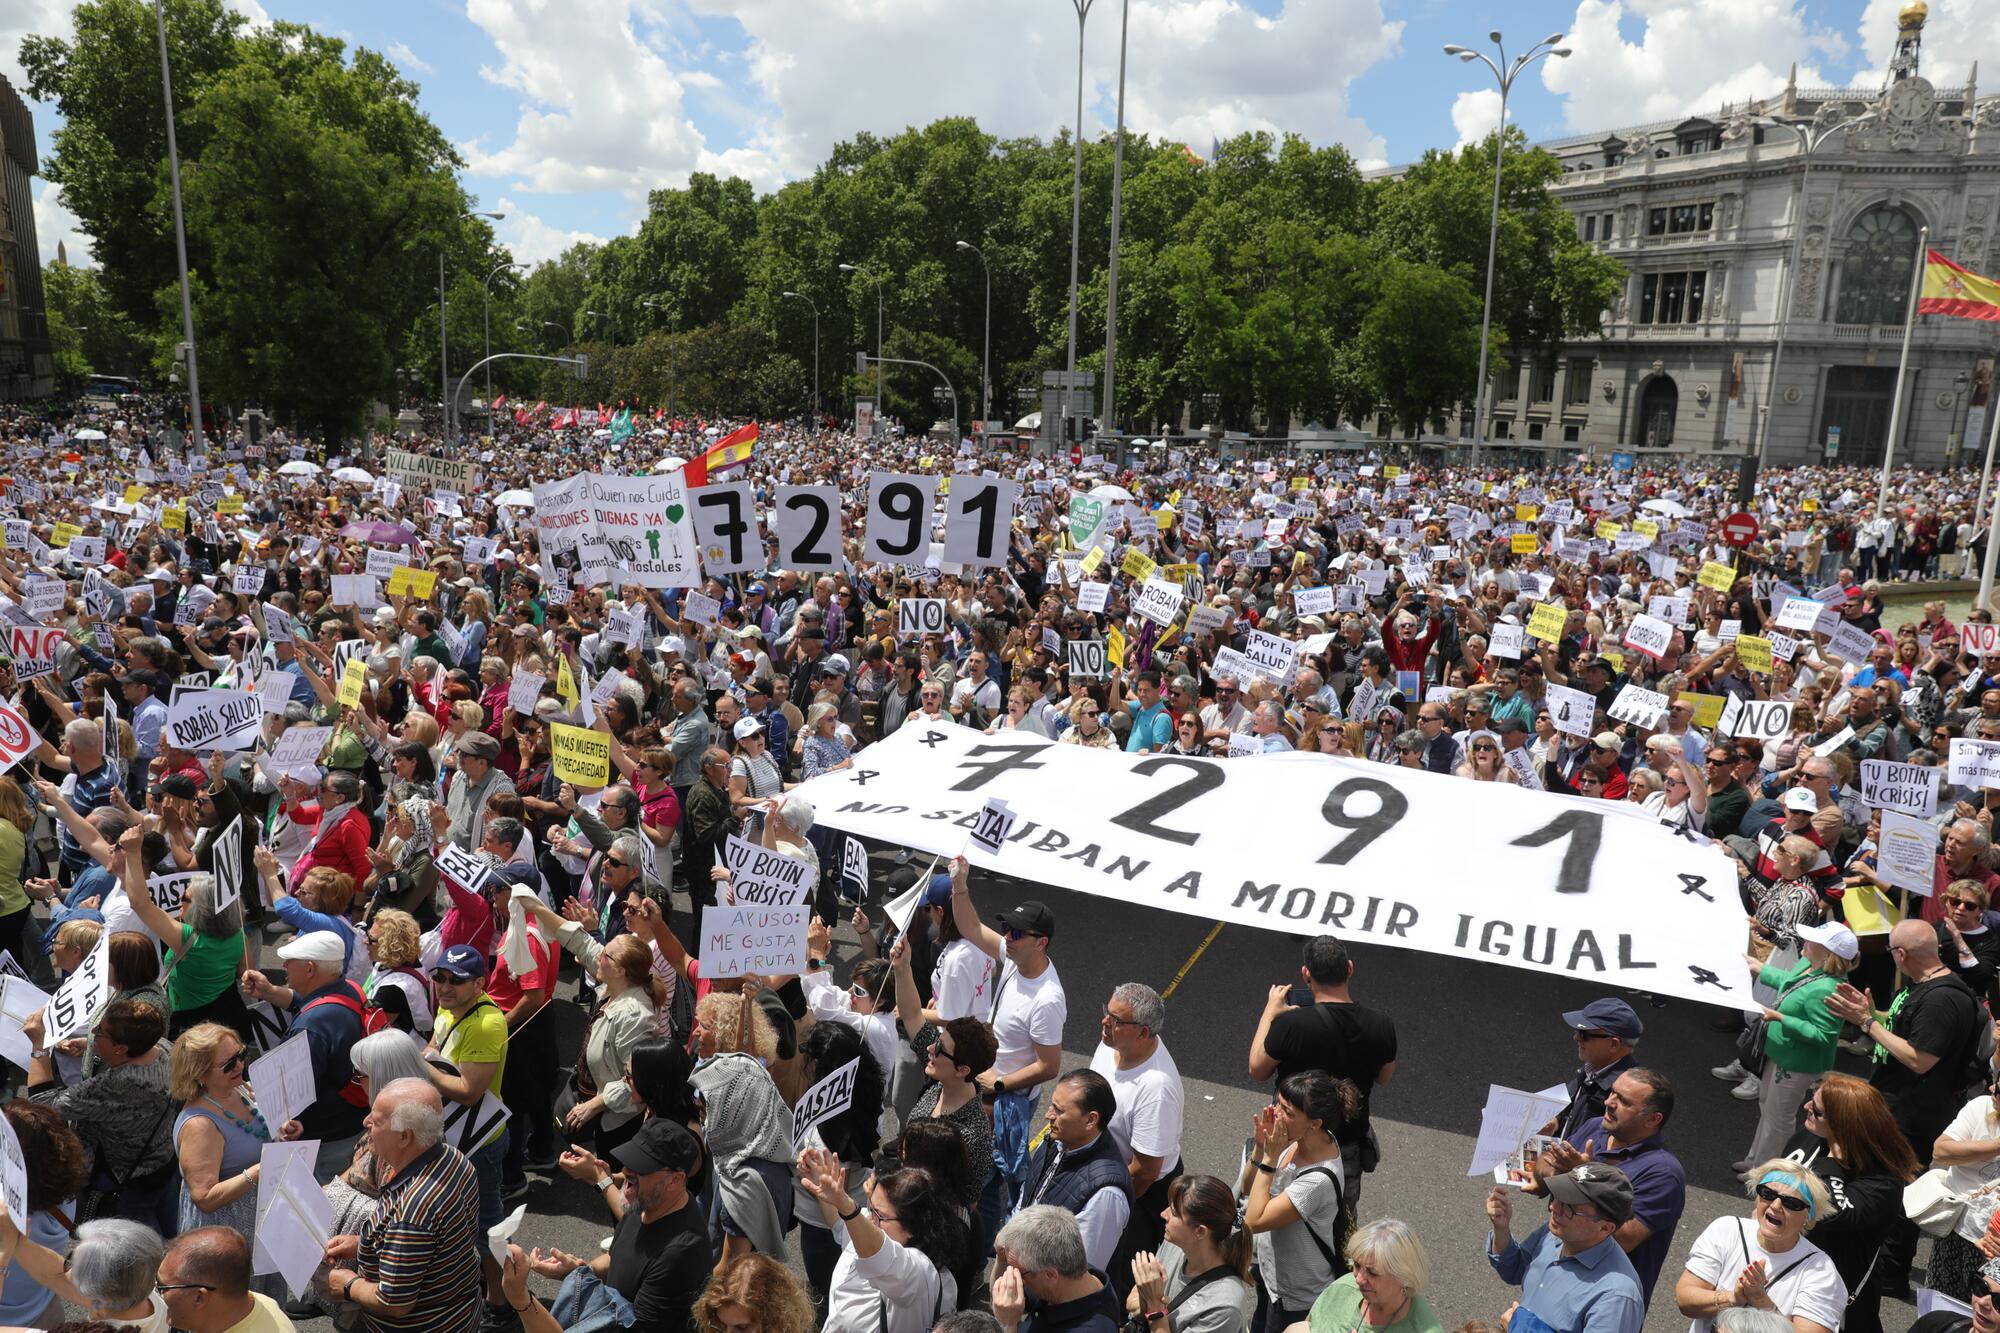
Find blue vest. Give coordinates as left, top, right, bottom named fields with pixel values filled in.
left=1023, top=1133, right=1132, bottom=1219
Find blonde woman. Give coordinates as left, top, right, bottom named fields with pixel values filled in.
left=168, top=1023, right=301, bottom=1296
left=359, top=908, right=432, bottom=1041
left=1454, top=731, right=1517, bottom=784
left=693, top=990, right=796, bottom=1264
left=441, top=699, right=485, bottom=769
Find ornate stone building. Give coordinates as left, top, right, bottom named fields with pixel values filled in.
left=1483, top=2, right=2000, bottom=467
left=0, top=75, right=52, bottom=401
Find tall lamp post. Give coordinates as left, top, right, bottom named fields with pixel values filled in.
left=482, top=260, right=525, bottom=408
left=1753, top=109, right=1877, bottom=479
left=1064, top=0, right=1096, bottom=392
left=1101, top=0, right=1131, bottom=441
left=1443, top=31, right=1570, bottom=467
left=442, top=209, right=505, bottom=440
left=153, top=0, right=204, bottom=452
left=952, top=243, right=991, bottom=428
left=781, top=290, right=821, bottom=419
left=838, top=263, right=885, bottom=428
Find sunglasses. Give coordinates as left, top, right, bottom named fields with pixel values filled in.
left=1754, top=1184, right=1808, bottom=1213
left=158, top=1284, right=216, bottom=1295
left=1002, top=927, right=1042, bottom=941
left=219, top=1051, right=245, bottom=1074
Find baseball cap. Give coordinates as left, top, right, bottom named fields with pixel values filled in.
left=1544, top=1163, right=1635, bottom=1224
left=921, top=873, right=954, bottom=908
left=276, top=930, right=345, bottom=964
left=820, top=653, right=852, bottom=677
left=1795, top=920, right=1860, bottom=960
left=1561, top=997, right=1643, bottom=1041
left=1782, top=787, right=1818, bottom=812
left=433, top=944, right=487, bottom=980
left=732, top=716, right=765, bottom=741
left=1592, top=731, right=1622, bottom=751
left=995, top=901, right=1056, bottom=940
left=746, top=582, right=768, bottom=596
left=613, top=1118, right=702, bottom=1177
left=157, top=773, right=200, bottom=800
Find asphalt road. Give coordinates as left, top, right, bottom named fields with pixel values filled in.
left=267, top=850, right=1922, bottom=1333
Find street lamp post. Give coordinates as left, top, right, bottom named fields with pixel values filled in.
left=1753, top=109, right=1877, bottom=481
left=482, top=260, right=525, bottom=408
left=1064, top=0, right=1096, bottom=393
left=952, top=244, right=990, bottom=429
left=442, top=209, right=505, bottom=440
left=839, top=264, right=884, bottom=429
left=1102, top=0, right=1130, bottom=441
left=1443, top=32, right=1571, bottom=468
left=153, top=0, right=204, bottom=452
left=781, top=291, right=821, bottom=419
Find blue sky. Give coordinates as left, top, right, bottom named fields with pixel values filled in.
left=7, top=0, right=1977, bottom=269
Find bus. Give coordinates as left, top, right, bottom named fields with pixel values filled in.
left=80, top=375, right=139, bottom=408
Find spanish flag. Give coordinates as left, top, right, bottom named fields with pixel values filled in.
left=681, top=422, right=759, bottom=487
left=1921, top=250, right=2000, bottom=321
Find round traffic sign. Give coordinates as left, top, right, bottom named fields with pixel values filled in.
left=1721, top=512, right=1758, bottom=547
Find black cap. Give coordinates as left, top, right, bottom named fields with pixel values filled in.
left=158, top=773, right=200, bottom=800
left=613, top=1118, right=702, bottom=1176
left=994, top=901, right=1056, bottom=940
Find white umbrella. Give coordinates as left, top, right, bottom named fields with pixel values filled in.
left=277, top=460, right=322, bottom=477
left=592, top=428, right=612, bottom=438
left=332, top=466, right=374, bottom=485
left=653, top=456, right=688, bottom=473
left=73, top=428, right=106, bottom=441
left=647, top=428, right=669, bottom=438
left=496, top=489, right=535, bottom=507
left=1089, top=483, right=1135, bottom=501
left=1641, top=498, right=1691, bottom=518
left=1013, top=411, right=1042, bottom=431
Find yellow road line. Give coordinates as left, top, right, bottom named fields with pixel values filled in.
left=1160, top=922, right=1225, bottom=1000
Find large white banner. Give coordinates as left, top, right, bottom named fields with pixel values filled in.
left=795, top=724, right=1749, bottom=1006
left=585, top=473, right=700, bottom=588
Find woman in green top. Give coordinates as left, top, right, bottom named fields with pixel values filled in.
left=1738, top=920, right=1855, bottom=1171
left=0, top=778, right=32, bottom=973
left=1307, top=1219, right=1443, bottom=1333
left=112, top=825, right=253, bottom=1043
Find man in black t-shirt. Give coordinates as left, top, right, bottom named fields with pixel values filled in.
left=549, top=1119, right=713, bottom=1333
left=1246, top=935, right=1397, bottom=1211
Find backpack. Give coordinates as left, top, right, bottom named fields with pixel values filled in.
left=301, top=978, right=386, bottom=1108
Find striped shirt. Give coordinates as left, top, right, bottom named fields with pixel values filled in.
left=358, top=1142, right=482, bottom=1333
left=60, top=761, right=118, bottom=877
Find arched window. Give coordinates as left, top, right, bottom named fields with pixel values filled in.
left=1835, top=206, right=1921, bottom=325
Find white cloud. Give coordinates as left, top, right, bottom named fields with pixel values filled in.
left=495, top=197, right=607, bottom=267
left=457, top=0, right=1402, bottom=205
left=32, top=180, right=91, bottom=265
left=226, top=0, right=270, bottom=26
left=1853, top=0, right=1981, bottom=88
left=384, top=40, right=432, bottom=74
left=1541, top=0, right=1849, bottom=132
left=0, top=0, right=72, bottom=92
left=1451, top=88, right=1503, bottom=150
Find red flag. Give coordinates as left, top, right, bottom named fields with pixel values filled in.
left=492, top=393, right=508, bottom=409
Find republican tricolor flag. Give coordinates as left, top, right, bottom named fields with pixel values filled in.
left=1920, top=250, right=2000, bottom=321
left=680, top=422, right=759, bottom=488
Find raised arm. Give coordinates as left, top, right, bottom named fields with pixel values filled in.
left=30, top=778, right=118, bottom=869
left=946, top=854, right=1003, bottom=961
left=887, top=936, right=927, bottom=1039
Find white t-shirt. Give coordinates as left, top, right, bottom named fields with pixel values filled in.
left=990, top=958, right=1066, bottom=1083
left=1681, top=1215, right=1846, bottom=1333
left=1087, top=1039, right=1184, bottom=1177
left=931, top=938, right=996, bottom=1023
left=1252, top=1157, right=1344, bottom=1310
left=1941, top=1094, right=2000, bottom=1241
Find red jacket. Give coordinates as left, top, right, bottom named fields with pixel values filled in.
left=289, top=803, right=372, bottom=890
left=1381, top=620, right=1442, bottom=674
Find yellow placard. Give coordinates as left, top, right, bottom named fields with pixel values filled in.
left=1680, top=691, right=1727, bottom=730
left=557, top=654, right=579, bottom=709
left=1735, top=635, right=1774, bottom=674
left=918, top=455, right=936, bottom=469
left=1843, top=884, right=1903, bottom=936
left=217, top=495, right=245, bottom=516
left=161, top=507, right=186, bottom=533
left=123, top=485, right=148, bottom=504
left=1594, top=520, right=1623, bottom=541
left=1120, top=548, right=1157, bottom=582
left=1168, top=489, right=1182, bottom=506
left=1631, top=519, right=1659, bottom=540
left=1382, top=466, right=1402, bottom=479
left=551, top=722, right=610, bottom=787
left=1600, top=650, right=1625, bottom=673
left=338, top=658, right=369, bottom=708
left=938, top=476, right=951, bottom=495
left=1080, top=547, right=1106, bottom=576
left=1515, top=504, right=1538, bottom=523
left=1106, top=625, right=1128, bottom=670
left=50, top=522, right=80, bottom=549
left=1511, top=533, right=1538, bottom=555
left=386, top=566, right=437, bottom=599
left=1802, top=498, right=1819, bottom=513
left=1290, top=477, right=1311, bottom=491
left=1698, top=560, right=1737, bottom=592
left=1527, top=602, right=1568, bottom=644
left=1161, top=563, right=1200, bottom=582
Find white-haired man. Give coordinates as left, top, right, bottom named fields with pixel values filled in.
left=325, top=1078, right=481, bottom=1333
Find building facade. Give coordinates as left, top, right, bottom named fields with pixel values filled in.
left=0, top=75, right=51, bottom=401
left=1480, top=2, right=2000, bottom=468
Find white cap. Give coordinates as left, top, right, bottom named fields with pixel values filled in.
left=1782, top=787, right=1819, bottom=813
left=1795, top=920, right=1859, bottom=960
left=276, top=930, right=345, bottom=964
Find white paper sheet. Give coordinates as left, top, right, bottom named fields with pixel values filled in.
left=1466, top=1083, right=1571, bottom=1177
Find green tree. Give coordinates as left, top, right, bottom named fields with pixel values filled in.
left=40, top=261, right=149, bottom=383
left=1359, top=258, right=1486, bottom=434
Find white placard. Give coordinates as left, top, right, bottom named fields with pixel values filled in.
left=1621, top=615, right=1673, bottom=661
left=507, top=667, right=546, bottom=715
left=1241, top=630, right=1301, bottom=686
left=793, top=1055, right=861, bottom=1146
left=864, top=473, right=941, bottom=566
left=1824, top=620, right=1876, bottom=664
left=792, top=723, right=1749, bottom=1005
left=253, top=1141, right=334, bottom=1297
left=1607, top=684, right=1671, bottom=730
left=1067, top=640, right=1108, bottom=679
left=897, top=599, right=947, bottom=639
left=1775, top=597, right=1826, bottom=632
left=7, top=627, right=64, bottom=683
left=44, top=933, right=112, bottom=1043
left=1294, top=587, right=1335, bottom=617
left=1132, top=579, right=1184, bottom=628
left=773, top=485, right=844, bottom=572
left=0, top=976, right=52, bottom=1070
left=1544, top=684, right=1597, bottom=739
left=440, top=1089, right=510, bottom=1154
left=165, top=686, right=265, bottom=753
left=1489, top=624, right=1524, bottom=660
left=265, top=725, right=330, bottom=782
left=1468, top=1083, right=1571, bottom=1177
left=246, top=1030, right=316, bottom=1130
left=0, top=1111, right=26, bottom=1229
left=681, top=590, right=721, bottom=626
left=1949, top=739, right=2000, bottom=790
left=700, top=903, right=811, bottom=978
left=1964, top=623, right=2000, bottom=657
left=1076, top=582, right=1110, bottom=614
left=211, top=816, right=245, bottom=913
left=1860, top=760, right=1940, bottom=820
left=968, top=797, right=1017, bottom=858
left=1722, top=698, right=1793, bottom=742
left=723, top=834, right=814, bottom=906
left=1877, top=811, right=1940, bottom=895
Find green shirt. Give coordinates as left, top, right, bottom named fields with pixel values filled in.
left=1307, top=1276, right=1443, bottom=1333
left=0, top=822, right=25, bottom=917
left=172, top=922, right=247, bottom=1010
left=1755, top=959, right=1844, bottom=1073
